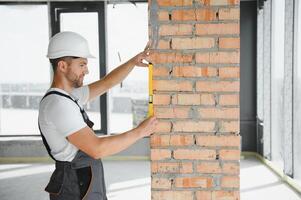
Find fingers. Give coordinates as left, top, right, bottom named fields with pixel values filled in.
left=144, top=40, right=152, bottom=51
left=138, top=63, right=148, bottom=67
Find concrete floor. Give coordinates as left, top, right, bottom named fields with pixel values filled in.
left=0, top=157, right=300, bottom=200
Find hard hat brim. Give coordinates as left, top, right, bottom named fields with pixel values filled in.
left=46, top=52, right=96, bottom=59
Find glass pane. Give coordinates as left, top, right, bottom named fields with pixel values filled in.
left=60, top=12, right=101, bottom=130
left=270, top=0, right=285, bottom=170
left=107, top=3, right=148, bottom=134
left=294, top=0, right=301, bottom=182
left=0, top=5, right=49, bottom=135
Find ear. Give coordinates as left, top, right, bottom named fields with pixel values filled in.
left=57, top=60, right=68, bottom=73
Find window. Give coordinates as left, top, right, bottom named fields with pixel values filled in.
left=0, top=4, right=49, bottom=136
left=107, top=2, right=148, bottom=134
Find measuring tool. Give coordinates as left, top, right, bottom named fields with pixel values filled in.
left=148, top=63, right=153, bottom=117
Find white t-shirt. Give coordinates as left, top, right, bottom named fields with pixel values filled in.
left=38, top=86, right=90, bottom=161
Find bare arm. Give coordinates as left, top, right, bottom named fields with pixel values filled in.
left=67, top=116, right=157, bottom=159
left=88, top=50, right=149, bottom=101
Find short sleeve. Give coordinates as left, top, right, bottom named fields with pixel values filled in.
left=71, top=85, right=90, bottom=105
left=47, top=97, right=87, bottom=137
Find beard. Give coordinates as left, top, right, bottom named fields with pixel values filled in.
left=68, top=72, right=84, bottom=88
left=73, top=76, right=84, bottom=88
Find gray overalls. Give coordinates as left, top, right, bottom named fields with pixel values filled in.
left=39, top=91, right=107, bottom=200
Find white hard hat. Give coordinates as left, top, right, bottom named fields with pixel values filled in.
left=47, top=31, right=95, bottom=59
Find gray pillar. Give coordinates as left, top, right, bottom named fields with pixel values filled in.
left=263, top=0, right=272, bottom=160
left=257, top=8, right=264, bottom=122
left=283, top=0, right=295, bottom=176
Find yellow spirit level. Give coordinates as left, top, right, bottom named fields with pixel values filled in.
left=148, top=63, right=153, bottom=117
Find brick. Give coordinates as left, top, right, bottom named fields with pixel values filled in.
left=201, top=67, right=218, bottom=77
left=196, top=81, right=239, bottom=92
left=172, top=37, right=215, bottom=49
left=150, top=135, right=194, bottom=147
left=177, top=94, right=201, bottom=105
left=172, top=8, right=217, bottom=21
left=152, top=177, right=171, bottom=189
left=153, top=94, right=171, bottom=105
left=195, top=23, right=239, bottom=35
left=221, top=176, right=240, bottom=188
left=200, top=0, right=240, bottom=6
left=223, top=163, right=240, bottom=174
left=196, top=52, right=240, bottom=64
left=155, top=121, right=172, bottom=132
left=173, top=66, right=217, bottom=78
left=197, top=162, right=222, bottom=173
left=159, top=24, right=193, bottom=36
left=196, top=191, right=212, bottom=200
left=150, top=52, right=193, bottom=64
left=175, top=177, right=213, bottom=188
left=151, top=162, right=193, bottom=173
left=196, top=190, right=240, bottom=200
left=157, top=0, right=193, bottom=7
left=151, top=149, right=171, bottom=160
left=196, top=135, right=240, bottom=147
left=151, top=135, right=170, bottom=147
left=153, top=66, right=170, bottom=77
left=158, top=11, right=170, bottom=21
left=219, top=94, right=239, bottom=105
left=152, top=191, right=193, bottom=200
left=219, top=8, right=240, bottom=20
left=219, top=67, right=240, bottom=78
left=179, top=162, right=194, bottom=173
left=173, top=149, right=216, bottom=160
left=172, top=9, right=195, bottom=21
left=219, top=149, right=240, bottom=160
left=196, top=8, right=218, bottom=21
left=170, top=135, right=194, bottom=146
left=219, top=38, right=240, bottom=49
left=220, top=121, right=240, bottom=132
left=200, top=94, right=216, bottom=105
left=154, top=107, right=190, bottom=119
left=157, top=39, right=170, bottom=49
left=199, top=108, right=239, bottom=119
left=213, top=190, right=240, bottom=200
left=153, top=80, right=193, bottom=91
left=173, top=121, right=216, bottom=132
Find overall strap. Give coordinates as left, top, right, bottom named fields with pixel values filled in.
left=42, top=91, right=79, bottom=108
left=39, top=90, right=94, bottom=162
left=41, top=91, right=94, bottom=128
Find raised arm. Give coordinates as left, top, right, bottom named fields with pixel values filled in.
left=88, top=49, right=149, bottom=101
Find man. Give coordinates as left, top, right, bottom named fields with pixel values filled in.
left=38, top=31, right=158, bottom=200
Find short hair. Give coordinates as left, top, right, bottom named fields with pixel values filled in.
left=49, top=56, right=79, bottom=72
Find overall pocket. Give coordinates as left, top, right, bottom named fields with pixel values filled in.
left=45, top=168, right=64, bottom=195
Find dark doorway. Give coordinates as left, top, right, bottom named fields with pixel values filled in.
left=240, top=1, right=257, bottom=151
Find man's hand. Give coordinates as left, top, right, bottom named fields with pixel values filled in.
left=135, top=116, right=158, bottom=137
left=129, top=41, right=152, bottom=67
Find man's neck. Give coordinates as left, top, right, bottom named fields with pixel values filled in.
left=51, top=79, right=74, bottom=94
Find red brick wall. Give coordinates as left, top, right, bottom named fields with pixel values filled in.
left=149, top=0, right=240, bottom=199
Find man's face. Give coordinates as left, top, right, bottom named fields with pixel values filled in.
left=66, top=57, right=89, bottom=88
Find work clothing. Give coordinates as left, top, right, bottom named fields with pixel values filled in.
left=38, top=90, right=107, bottom=200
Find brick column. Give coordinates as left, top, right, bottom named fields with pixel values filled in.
left=149, top=0, right=240, bottom=200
